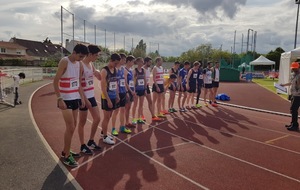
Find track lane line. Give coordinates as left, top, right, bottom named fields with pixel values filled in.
left=265, top=135, right=290, bottom=144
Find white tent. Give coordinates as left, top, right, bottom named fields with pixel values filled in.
left=250, top=55, right=275, bottom=65
left=278, top=47, right=300, bottom=94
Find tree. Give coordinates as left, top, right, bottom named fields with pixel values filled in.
left=266, top=47, right=285, bottom=70
left=132, top=39, right=147, bottom=58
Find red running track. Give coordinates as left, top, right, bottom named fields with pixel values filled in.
left=31, top=81, right=300, bottom=190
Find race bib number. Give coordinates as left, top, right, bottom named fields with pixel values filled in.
left=199, top=75, right=203, bottom=80
left=215, top=77, right=219, bottom=82
left=193, top=73, right=197, bottom=78
left=109, top=81, right=117, bottom=91
left=208, top=78, right=212, bottom=83
left=85, top=77, right=93, bottom=87
left=70, top=79, right=79, bottom=89
left=138, top=79, right=145, bottom=86
left=120, top=79, right=125, bottom=87
left=129, top=80, right=134, bottom=88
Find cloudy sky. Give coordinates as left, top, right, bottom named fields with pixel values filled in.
left=0, top=0, right=298, bottom=56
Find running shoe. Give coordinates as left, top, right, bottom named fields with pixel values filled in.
left=87, top=140, right=101, bottom=150
left=172, top=108, right=178, bottom=112
left=103, top=136, right=115, bottom=145
left=209, top=100, right=212, bottom=104
left=191, top=106, right=197, bottom=109
left=137, top=118, right=145, bottom=124
left=100, top=131, right=114, bottom=140
left=80, top=144, right=93, bottom=155
left=186, top=106, right=191, bottom=110
left=63, top=155, right=78, bottom=167
left=61, top=151, right=81, bottom=158
left=158, top=113, right=167, bottom=118
left=152, top=116, right=162, bottom=121
left=132, top=119, right=138, bottom=125
left=204, top=103, right=209, bottom=107
left=168, top=108, right=174, bottom=113
left=196, top=104, right=202, bottom=108
left=120, top=126, right=132, bottom=134
left=125, top=123, right=136, bottom=128
left=112, top=128, right=119, bottom=136
left=141, top=115, right=146, bottom=121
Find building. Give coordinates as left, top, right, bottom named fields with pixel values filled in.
left=0, top=41, right=27, bottom=60
left=9, top=37, right=70, bottom=66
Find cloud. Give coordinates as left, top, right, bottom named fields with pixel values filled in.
left=150, top=0, right=247, bottom=20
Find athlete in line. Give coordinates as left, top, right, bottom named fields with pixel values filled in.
left=141, top=57, right=162, bottom=122
left=53, top=44, right=88, bottom=167
left=111, top=53, right=132, bottom=136
left=78, top=45, right=102, bottom=155
left=100, top=53, right=120, bottom=145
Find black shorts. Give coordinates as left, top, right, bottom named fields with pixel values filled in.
left=179, top=84, right=187, bottom=92
left=212, top=81, right=219, bottom=88
left=204, top=84, right=213, bottom=89
left=79, top=97, right=97, bottom=111
left=136, top=90, right=145, bottom=96
left=64, top=99, right=81, bottom=110
left=126, top=91, right=134, bottom=103
left=101, top=98, right=116, bottom=111
left=188, top=83, right=197, bottom=93
left=152, top=84, right=164, bottom=93
left=116, top=93, right=126, bottom=108
left=146, top=85, right=151, bottom=94
left=168, top=83, right=176, bottom=91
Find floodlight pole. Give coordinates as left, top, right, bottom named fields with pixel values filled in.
left=294, top=2, right=300, bottom=49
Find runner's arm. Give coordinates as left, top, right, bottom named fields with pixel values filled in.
left=100, top=69, right=111, bottom=102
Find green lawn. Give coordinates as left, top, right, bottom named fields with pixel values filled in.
left=252, top=78, right=288, bottom=100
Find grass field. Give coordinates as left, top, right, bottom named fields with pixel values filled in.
left=252, top=78, right=288, bottom=100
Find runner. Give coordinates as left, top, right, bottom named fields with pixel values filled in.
left=124, top=55, right=136, bottom=128
left=196, top=61, right=204, bottom=108
left=168, top=61, right=180, bottom=113
left=142, top=57, right=162, bottom=122
left=53, top=44, right=88, bottom=167
left=178, top=61, right=190, bottom=112
left=100, top=53, right=120, bottom=145
left=203, top=62, right=213, bottom=107
left=152, top=57, right=165, bottom=118
left=77, top=45, right=101, bottom=155
left=132, top=57, right=146, bottom=124
left=211, top=61, right=220, bottom=106
left=186, top=61, right=200, bottom=109
left=111, top=53, right=132, bottom=136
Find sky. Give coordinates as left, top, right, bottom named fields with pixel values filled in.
left=0, top=0, right=298, bottom=56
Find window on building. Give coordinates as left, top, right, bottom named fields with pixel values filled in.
left=0, top=48, right=6, bottom=53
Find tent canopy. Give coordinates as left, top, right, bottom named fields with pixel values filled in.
left=250, top=55, right=275, bottom=65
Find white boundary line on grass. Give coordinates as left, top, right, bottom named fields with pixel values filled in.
left=29, top=83, right=83, bottom=190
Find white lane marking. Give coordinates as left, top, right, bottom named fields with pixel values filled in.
left=143, top=142, right=192, bottom=154
left=71, top=117, right=177, bottom=171
left=154, top=120, right=300, bottom=183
